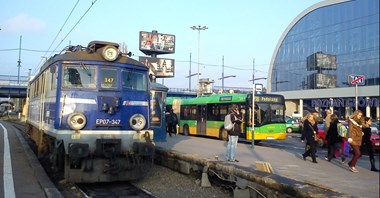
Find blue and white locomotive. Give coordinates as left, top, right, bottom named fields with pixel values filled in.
left=25, top=41, right=155, bottom=182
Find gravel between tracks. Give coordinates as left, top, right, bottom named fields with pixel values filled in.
left=131, top=164, right=232, bottom=198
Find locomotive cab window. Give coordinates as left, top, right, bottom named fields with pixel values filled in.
left=100, top=68, right=118, bottom=89
left=63, top=65, right=96, bottom=88
left=121, top=70, right=147, bottom=91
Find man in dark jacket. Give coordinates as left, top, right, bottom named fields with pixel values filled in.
left=165, top=109, right=174, bottom=137
left=225, top=104, right=242, bottom=162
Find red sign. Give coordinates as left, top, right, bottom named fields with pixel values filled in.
left=348, top=74, right=365, bottom=85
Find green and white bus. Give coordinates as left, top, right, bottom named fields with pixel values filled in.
left=167, top=93, right=287, bottom=142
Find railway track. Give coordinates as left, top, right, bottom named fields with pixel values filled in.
left=76, top=182, right=155, bottom=198
left=5, top=119, right=157, bottom=198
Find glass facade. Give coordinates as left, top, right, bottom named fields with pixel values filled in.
left=270, top=0, right=379, bottom=92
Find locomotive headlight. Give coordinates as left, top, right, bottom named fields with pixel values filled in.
left=102, top=45, right=118, bottom=61
left=67, top=113, right=87, bottom=130
left=129, top=114, right=146, bottom=131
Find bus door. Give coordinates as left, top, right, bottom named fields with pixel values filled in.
left=197, top=105, right=207, bottom=135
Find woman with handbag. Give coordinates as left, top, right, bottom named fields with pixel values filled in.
left=301, top=113, right=318, bottom=163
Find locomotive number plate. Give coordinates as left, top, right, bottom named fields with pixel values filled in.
left=96, top=119, right=121, bottom=125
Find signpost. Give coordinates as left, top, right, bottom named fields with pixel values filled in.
left=348, top=74, right=365, bottom=110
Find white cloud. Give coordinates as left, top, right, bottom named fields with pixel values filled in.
left=4, top=14, right=45, bottom=32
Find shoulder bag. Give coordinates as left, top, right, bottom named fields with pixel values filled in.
left=309, top=123, right=319, bottom=142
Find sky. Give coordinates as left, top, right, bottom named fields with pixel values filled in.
left=0, top=0, right=323, bottom=90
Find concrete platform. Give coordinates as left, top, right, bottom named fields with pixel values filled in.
left=0, top=121, right=62, bottom=198
left=155, top=134, right=380, bottom=198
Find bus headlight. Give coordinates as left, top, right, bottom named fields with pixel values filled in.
left=129, top=114, right=146, bottom=131
left=67, top=113, right=87, bottom=130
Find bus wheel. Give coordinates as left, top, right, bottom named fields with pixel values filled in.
left=220, top=128, right=228, bottom=141
left=183, top=125, right=189, bottom=136
left=286, top=127, right=293, bottom=133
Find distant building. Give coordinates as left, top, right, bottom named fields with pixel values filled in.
left=268, top=0, right=379, bottom=119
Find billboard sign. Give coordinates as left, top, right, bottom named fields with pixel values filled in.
left=308, top=73, right=337, bottom=89
left=139, top=31, right=175, bottom=55
left=139, top=56, right=174, bottom=78
left=348, top=74, right=365, bottom=86
left=307, top=52, right=337, bottom=71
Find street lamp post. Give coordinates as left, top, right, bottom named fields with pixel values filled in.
left=218, top=56, right=237, bottom=91
left=17, top=36, right=22, bottom=85
left=218, top=75, right=236, bottom=90
left=191, top=25, right=208, bottom=96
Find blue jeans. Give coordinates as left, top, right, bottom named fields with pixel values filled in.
left=226, top=135, right=238, bottom=161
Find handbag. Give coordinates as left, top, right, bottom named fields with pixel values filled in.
left=314, top=134, right=320, bottom=142
left=308, top=123, right=319, bottom=142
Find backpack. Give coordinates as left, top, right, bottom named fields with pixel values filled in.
left=224, top=114, right=233, bottom=131
left=337, top=123, right=348, bottom=138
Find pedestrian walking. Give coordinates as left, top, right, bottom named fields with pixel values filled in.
left=326, top=114, right=345, bottom=163
left=347, top=110, right=364, bottom=173
left=170, top=109, right=178, bottom=135
left=361, top=117, right=378, bottom=171
left=301, top=113, right=318, bottom=163
left=324, top=109, right=332, bottom=160
left=301, top=110, right=320, bottom=157
left=165, top=109, right=174, bottom=137
left=225, top=104, right=242, bottom=162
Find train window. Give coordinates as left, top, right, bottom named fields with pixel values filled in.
left=63, top=65, right=96, bottom=88
left=100, top=68, right=118, bottom=89
left=121, top=70, right=147, bottom=91
left=50, top=65, right=57, bottom=91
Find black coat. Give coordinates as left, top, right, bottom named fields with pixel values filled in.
left=362, top=127, right=371, bottom=146
left=229, top=111, right=242, bottom=136
left=303, top=119, right=318, bottom=144
left=326, top=121, right=342, bottom=144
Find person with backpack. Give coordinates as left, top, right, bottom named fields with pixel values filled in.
left=326, top=114, right=346, bottom=163
left=225, top=104, right=242, bottom=162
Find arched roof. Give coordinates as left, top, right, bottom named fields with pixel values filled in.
left=267, top=0, right=350, bottom=92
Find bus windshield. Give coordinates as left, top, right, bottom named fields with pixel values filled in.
left=255, top=103, right=285, bottom=125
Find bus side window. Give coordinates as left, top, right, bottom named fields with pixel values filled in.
left=183, top=106, right=190, bottom=118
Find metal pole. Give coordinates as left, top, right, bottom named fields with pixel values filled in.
left=191, top=25, right=208, bottom=96
left=355, top=84, right=358, bottom=111
left=222, top=56, right=224, bottom=91
left=189, top=53, right=192, bottom=90
left=197, top=29, right=200, bottom=96
left=251, top=58, right=255, bottom=149
left=17, top=36, right=22, bottom=85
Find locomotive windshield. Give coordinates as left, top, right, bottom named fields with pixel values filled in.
left=62, top=65, right=147, bottom=91
left=63, top=65, right=96, bottom=88
left=121, top=70, right=147, bottom=91
left=100, top=68, right=118, bottom=89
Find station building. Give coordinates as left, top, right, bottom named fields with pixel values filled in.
left=268, top=0, right=379, bottom=119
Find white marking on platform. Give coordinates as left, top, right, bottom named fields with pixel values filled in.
left=1, top=123, right=16, bottom=198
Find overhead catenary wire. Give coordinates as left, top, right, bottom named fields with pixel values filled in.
left=45, top=0, right=81, bottom=58
left=32, top=0, right=81, bottom=74
left=31, top=0, right=98, bottom=75
left=49, top=0, right=98, bottom=55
